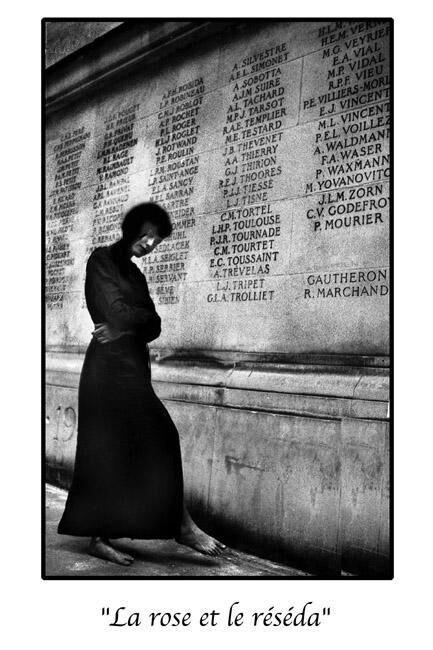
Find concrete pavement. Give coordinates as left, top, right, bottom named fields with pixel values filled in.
left=45, top=484, right=310, bottom=578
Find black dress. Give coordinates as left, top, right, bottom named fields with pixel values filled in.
left=58, top=242, right=184, bottom=539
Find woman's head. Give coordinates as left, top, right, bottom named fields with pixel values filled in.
left=121, top=202, right=172, bottom=257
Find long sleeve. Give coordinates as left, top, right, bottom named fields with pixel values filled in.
left=85, top=250, right=161, bottom=342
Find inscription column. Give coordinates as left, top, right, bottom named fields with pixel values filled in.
left=208, top=44, right=291, bottom=304
left=46, top=126, right=91, bottom=310
left=89, top=103, right=139, bottom=251
left=141, top=78, right=205, bottom=305
left=300, top=20, right=390, bottom=302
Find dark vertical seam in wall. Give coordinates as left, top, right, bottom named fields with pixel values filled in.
left=335, top=417, right=344, bottom=576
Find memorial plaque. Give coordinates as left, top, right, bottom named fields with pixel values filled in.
left=46, top=20, right=390, bottom=356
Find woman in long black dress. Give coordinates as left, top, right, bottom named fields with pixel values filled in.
left=58, top=203, right=224, bottom=565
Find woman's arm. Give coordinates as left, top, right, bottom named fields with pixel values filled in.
left=86, top=250, right=161, bottom=341
left=92, top=322, right=133, bottom=344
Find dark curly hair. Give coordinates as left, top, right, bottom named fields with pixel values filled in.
left=121, top=202, right=172, bottom=242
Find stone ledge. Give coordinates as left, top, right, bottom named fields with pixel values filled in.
left=46, top=351, right=389, bottom=420
left=154, top=382, right=388, bottom=420
left=45, top=20, right=236, bottom=114
left=46, top=345, right=390, bottom=368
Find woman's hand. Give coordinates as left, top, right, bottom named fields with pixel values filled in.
left=92, top=322, right=128, bottom=344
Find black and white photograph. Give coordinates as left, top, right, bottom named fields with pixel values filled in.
left=43, top=18, right=392, bottom=580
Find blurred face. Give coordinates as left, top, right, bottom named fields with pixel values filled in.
left=129, top=221, right=163, bottom=258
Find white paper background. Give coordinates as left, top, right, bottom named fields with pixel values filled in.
left=2, top=2, right=432, bottom=648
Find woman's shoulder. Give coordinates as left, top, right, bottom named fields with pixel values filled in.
left=87, top=245, right=115, bottom=262
left=86, top=246, right=116, bottom=273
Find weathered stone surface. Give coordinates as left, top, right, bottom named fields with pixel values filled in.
left=46, top=385, right=78, bottom=482
left=340, top=418, right=390, bottom=576
left=208, top=407, right=342, bottom=574
left=45, top=21, right=123, bottom=67
left=165, top=401, right=217, bottom=517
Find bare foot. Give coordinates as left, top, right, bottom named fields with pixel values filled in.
left=176, top=522, right=226, bottom=556
left=107, top=541, right=135, bottom=563
left=88, top=537, right=134, bottom=566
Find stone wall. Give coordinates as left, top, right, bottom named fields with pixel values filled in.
left=45, top=21, right=123, bottom=67
left=45, top=20, right=391, bottom=576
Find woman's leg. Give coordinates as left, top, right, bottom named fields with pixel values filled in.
left=88, top=537, right=135, bottom=565
left=176, top=503, right=226, bottom=556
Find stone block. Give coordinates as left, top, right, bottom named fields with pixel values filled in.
left=208, top=407, right=341, bottom=575
left=46, top=385, right=78, bottom=486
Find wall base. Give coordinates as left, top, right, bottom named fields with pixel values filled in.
left=46, top=350, right=390, bottom=577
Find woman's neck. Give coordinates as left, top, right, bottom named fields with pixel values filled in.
left=112, top=238, right=132, bottom=258
left=110, top=239, right=134, bottom=272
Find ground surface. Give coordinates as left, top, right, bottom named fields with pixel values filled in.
left=45, top=484, right=310, bottom=578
